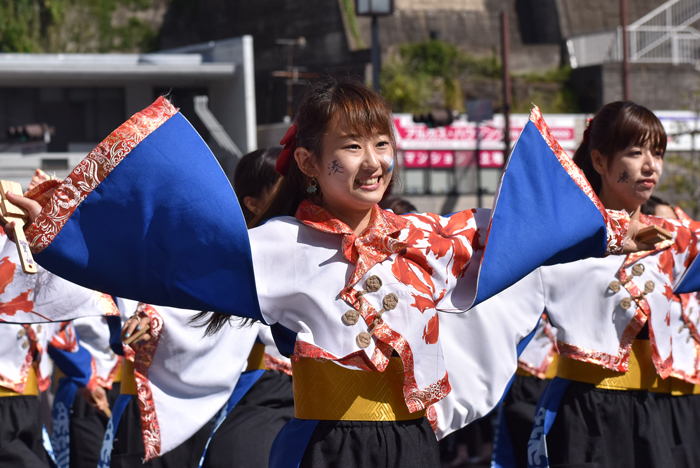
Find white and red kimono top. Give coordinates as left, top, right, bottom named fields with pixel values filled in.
left=541, top=214, right=700, bottom=378
left=250, top=200, right=626, bottom=414
left=518, top=314, right=558, bottom=379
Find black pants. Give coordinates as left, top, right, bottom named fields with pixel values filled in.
left=69, top=383, right=121, bottom=468
left=0, top=395, right=49, bottom=468
left=110, top=395, right=210, bottom=468
left=299, top=417, right=440, bottom=468
left=546, top=382, right=675, bottom=468
left=654, top=393, right=700, bottom=468
left=502, top=375, right=551, bottom=468
left=202, top=370, right=294, bottom=468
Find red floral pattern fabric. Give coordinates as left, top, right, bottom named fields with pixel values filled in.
left=296, top=200, right=409, bottom=290
left=670, top=293, right=700, bottom=384
left=294, top=201, right=477, bottom=411
left=557, top=213, right=700, bottom=375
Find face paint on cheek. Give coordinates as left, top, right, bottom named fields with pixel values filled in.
left=617, top=170, right=630, bottom=183
left=327, top=160, right=344, bottom=176
left=384, top=153, right=395, bottom=173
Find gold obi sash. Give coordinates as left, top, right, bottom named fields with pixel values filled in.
left=292, top=357, right=425, bottom=421
left=113, top=360, right=122, bottom=383
left=0, top=367, right=39, bottom=397
left=246, top=342, right=268, bottom=371
left=120, top=359, right=138, bottom=395
left=516, top=354, right=559, bottom=380
left=557, top=340, right=700, bottom=394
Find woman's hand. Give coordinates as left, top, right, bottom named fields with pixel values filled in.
left=121, top=313, right=152, bottom=349
left=3, top=192, right=42, bottom=242
left=78, top=385, right=111, bottom=418
left=622, top=209, right=654, bottom=253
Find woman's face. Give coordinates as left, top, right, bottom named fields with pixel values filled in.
left=593, top=143, right=664, bottom=212
left=310, top=116, right=394, bottom=220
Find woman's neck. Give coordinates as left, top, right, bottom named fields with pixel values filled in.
left=598, top=185, right=639, bottom=214
left=321, top=202, right=374, bottom=235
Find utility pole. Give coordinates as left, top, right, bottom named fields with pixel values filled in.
left=621, top=0, right=631, bottom=101
left=501, top=10, right=512, bottom=164
left=274, top=37, right=308, bottom=118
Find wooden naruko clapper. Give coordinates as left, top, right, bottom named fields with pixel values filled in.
left=0, top=181, right=37, bottom=274
left=636, top=224, right=673, bottom=245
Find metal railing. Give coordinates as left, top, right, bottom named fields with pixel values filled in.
left=566, top=0, right=700, bottom=68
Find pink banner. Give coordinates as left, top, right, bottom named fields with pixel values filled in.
left=403, top=150, right=505, bottom=169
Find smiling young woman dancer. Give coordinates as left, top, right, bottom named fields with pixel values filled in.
left=6, top=78, right=650, bottom=468
left=526, top=101, right=700, bottom=468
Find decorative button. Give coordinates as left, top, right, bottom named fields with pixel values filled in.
left=632, top=264, right=645, bottom=276
left=16, top=329, right=25, bottom=339
left=21, top=340, right=29, bottom=349
left=609, top=281, right=621, bottom=293
left=342, top=310, right=360, bottom=326
left=382, top=293, right=399, bottom=311
left=644, top=281, right=655, bottom=294
left=620, top=297, right=632, bottom=309
left=356, top=332, right=372, bottom=348
left=365, top=276, right=382, bottom=293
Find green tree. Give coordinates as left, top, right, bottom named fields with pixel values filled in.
left=0, top=0, right=64, bottom=52
left=381, top=39, right=477, bottom=113
left=0, top=0, right=164, bottom=53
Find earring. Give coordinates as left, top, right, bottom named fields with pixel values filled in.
left=307, top=177, right=318, bottom=194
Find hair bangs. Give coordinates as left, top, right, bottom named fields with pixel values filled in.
left=610, top=105, right=667, bottom=155
left=329, top=83, right=396, bottom=149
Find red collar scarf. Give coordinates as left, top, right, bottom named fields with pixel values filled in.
left=295, top=200, right=409, bottom=289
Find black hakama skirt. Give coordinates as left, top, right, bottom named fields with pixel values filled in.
left=546, top=381, right=675, bottom=468
left=299, top=417, right=440, bottom=468
left=654, top=392, right=700, bottom=468
left=202, top=369, right=295, bottom=468
left=0, top=395, right=49, bottom=468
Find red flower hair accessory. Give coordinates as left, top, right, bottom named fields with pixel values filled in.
left=582, top=117, right=594, bottom=145
left=275, top=123, right=298, bottom=176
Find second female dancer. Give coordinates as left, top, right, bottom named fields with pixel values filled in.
left=528, top=102, right=700, bottom=468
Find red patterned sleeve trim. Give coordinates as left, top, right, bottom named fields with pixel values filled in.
left=128, top=303, right=164, bottom=462
left=25, top=97, right=179, bottom=254
left=264, top=354, right=293, bottom=376
left=529, top=106, right=629, bottom=255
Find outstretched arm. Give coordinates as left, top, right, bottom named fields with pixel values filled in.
left=10, top=98, right=262, bottom=323
left=423, top=107, right=651, bottom=313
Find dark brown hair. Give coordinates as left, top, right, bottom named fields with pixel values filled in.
left=199, top=76, right=398, bottom=335
left=641, top=195, right=672, bottom=216
left=573, top=101, right=667, bottom=194
left=233, top=147, right=282, bottom=224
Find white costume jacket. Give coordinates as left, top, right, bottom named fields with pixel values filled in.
left=518, top=314, right=558, bottom=379
left=539, top=214, right=700, bottom=377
